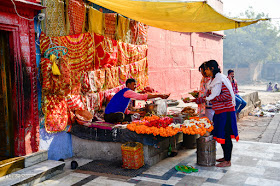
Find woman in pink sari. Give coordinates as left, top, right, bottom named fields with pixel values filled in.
left=184, top=63, right=214, bottom=121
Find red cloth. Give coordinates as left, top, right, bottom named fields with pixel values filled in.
left=130, top=20, right=138, bottom=45
left=105, top=66, right=119, bottom=89
left=40, top=58, right=53, bottom=93
left=118, top=65, right=131, bottom=85
left=88, top=121, right=116, bottom=130
left=98, top=91, right=105, bottom=110
left=117, top=41, right=148, bottom=66
left=136, top=23, right=148, bottom=45
left=93, top=33, right=118, bottom=69
left=65, top=94, right=85, bottom=111
left=81, top=71, right=90, bottom=94
left=104, top=13, right=117, bottom=40
left=84, top=93, right=99, bottom=112
left=40, top=32, right=94, bottom=72
left=93, top=69, right=106, bottom=91
left=40, top=56, right=71, bottom=95
left=44, top=95, right=69, bottom=133
left=67, top=0, right=85, bottom=35
left=130, top=61, right=139, bottom=79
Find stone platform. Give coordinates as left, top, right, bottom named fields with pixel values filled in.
left=72, top=133, right=183, bottom=166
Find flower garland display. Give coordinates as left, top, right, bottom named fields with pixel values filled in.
left=126, top=116, right=214, bottom=137
left=127, top=121, right=179, bottom=137
left=142, top=115, right=173, bottom=128
left=180, top=117, right=214, bottom=136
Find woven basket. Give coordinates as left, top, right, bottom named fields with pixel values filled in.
left=121, top=142, right=144, bottom=169
left=75, top=110, right=93, bottom=121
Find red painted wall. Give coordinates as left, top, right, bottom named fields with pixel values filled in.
left=0, top=0, right=42, bottom=156
left=147, top=0, right=224, bottom=99
left=147, top=29, right=223, bottom=99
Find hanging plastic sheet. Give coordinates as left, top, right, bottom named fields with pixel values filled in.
left=88, top=0, right=268, bottom=32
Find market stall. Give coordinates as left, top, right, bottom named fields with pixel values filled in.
left=69, top=98, right=214, bottom=166
left=38, top=0, right=215, bottom=167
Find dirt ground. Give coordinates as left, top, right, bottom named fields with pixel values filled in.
left=237, top=83, right=280, bottom=142
left=239, top=83, right=280, bottom=105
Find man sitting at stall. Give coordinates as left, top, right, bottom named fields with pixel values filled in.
left=104, top=78, right=170, bottom=123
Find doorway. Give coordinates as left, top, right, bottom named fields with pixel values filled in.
left=0, top=30, right=14, bottom=160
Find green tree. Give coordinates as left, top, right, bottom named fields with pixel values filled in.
left=223, top=8, right=280, bottom=68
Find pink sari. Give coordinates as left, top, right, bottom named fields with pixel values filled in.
left=197, top=77, right=210, bottom=115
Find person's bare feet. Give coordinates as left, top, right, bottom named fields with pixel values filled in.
left=216, top=158, right=225, bottom=162
left=216, top=161, right=231, bottom=167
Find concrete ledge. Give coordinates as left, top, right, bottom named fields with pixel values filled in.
left=72, top=133, right=183, bottom=166
left=0, top=160, right=65, bottom=186
left=239, top=91, right=261, bottom=118
left=72, top=135, right=123, bottom=162
left=24, top=150, right=48, bottom=168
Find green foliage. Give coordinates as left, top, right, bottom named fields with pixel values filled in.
left=223, top=8, right=280, bottom=68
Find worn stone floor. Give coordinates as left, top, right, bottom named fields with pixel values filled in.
left=35, top=138, right=280, bottom=186
left=35, top=95, right=280, bottom=186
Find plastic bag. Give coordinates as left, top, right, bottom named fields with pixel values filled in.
left=156, top=99, right=167, bottom=116
left=50, top=54, right=61, bottom=75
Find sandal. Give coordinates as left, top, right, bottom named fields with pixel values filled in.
left=175, top=165, right=192, bottom=173
left=216, top=158, right=225, bottom=162
left=216, top=161, right=231, bottom=167
left=183, top=165, right=198, bottom=172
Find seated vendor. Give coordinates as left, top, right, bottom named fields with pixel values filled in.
left=104, top=78, right=170, bottom=123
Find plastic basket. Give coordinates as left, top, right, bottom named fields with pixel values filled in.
left=121, top=142, right=144, bottom=169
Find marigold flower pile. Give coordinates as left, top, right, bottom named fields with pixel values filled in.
left=126, top=115, right=214, bottom=137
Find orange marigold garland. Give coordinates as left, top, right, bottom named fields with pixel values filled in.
left=126, top=115, right=214, bottom=137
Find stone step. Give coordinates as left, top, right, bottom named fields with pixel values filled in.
left=24, top=150, right=48, bottom=168
left=0, top=160, right=65, bottom=186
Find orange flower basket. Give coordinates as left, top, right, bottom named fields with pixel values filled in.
left=121, top=142, right=144, bottom=169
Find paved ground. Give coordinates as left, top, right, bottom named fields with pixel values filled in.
left=36, top=139, right=280, bottom=186
left=239, top=83, right=280, bottom=105
left=36, top=112, right=280, bottom=186
left=35, top=85, right=280, bottom=186
left=236, top=84, right=280, bottom=143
